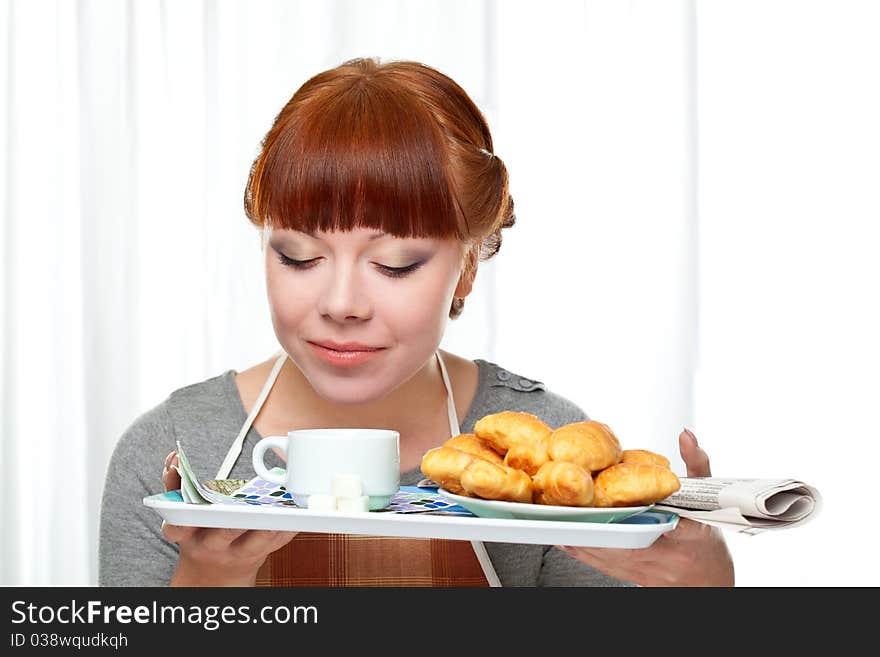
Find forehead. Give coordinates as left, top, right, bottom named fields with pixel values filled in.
left=267, top=226, right=460, bottom=248
left=299, top=228, right=387, bottom=242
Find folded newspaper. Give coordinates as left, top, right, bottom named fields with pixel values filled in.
left=654, top=477, right=822, bottom=535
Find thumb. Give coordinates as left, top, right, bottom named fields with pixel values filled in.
left=162, top=451, right=181, bottom=492
left=679, top=428, right=712, bottom=477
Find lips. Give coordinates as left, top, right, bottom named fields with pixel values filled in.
left=311, top=341, right=384, bottom=352
left=307, top=340, right=385, bottom=368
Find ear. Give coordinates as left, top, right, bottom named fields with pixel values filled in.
left=454, top=243, right=480, bottom=298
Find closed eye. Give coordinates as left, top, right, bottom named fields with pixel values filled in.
left=276, top=251, right=423, bottom=279
left=276, top=253, right=319, bottom=270
left=376, top=262, right=423, bottom=278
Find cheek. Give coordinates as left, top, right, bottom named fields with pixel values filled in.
left=265, top=265, right=312, bottom=329
left=380, top=273, right=456, bottom=334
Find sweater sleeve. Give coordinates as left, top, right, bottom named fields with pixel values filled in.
left=98, top=402, right=181, bottom=587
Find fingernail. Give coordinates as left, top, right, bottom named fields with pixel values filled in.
left=164, top=451, right=176, bottom=467
left=683, top=427, right=698, bottom=445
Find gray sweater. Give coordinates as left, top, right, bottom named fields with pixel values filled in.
left=99, top=358, right=630, bottom=587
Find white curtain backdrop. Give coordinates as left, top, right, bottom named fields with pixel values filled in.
left=1, top=0, right=877, bottom=586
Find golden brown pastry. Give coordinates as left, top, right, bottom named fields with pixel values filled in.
left=443, top=433, right=504, bottom=465
left=621, top=448, right=671, bottom=469
left=593, top=462, right=681, bottom=507
left=459, top=458, right=534, bottom=504
left=420, top=446, right=479, bottom=495
left=427, top=411, right=679, bottom=509
left=547, top=420, right=622, bottom=472
left=503, top=436, right=551, bottom=476
left=531, top=460, right=594, bottom=507
left=590, top=475, right=614, bottom=508
left=473, top=411, right=553, bottom=455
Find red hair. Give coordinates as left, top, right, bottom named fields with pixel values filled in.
left=244, top=57, right=515, bottom=318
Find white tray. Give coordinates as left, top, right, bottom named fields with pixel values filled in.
left=144, top=491, right=679, bottom=549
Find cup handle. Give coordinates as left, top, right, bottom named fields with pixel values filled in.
left=251, top=436, right=289, bottom=486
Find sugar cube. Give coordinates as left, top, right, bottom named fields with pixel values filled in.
left=306, top=494, right=337, bottom=511
left=336, top=496, right=370, bottom=513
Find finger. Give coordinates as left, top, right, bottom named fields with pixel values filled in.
left=557, top=544, right=639, bottom=566
left=162, top=455, right=182, bottom=492
left=200, top=527, right=249, bottom=552
left=555, top=544, right=664, bottom=584
left=162, top=521, right=198, bottom=544
left=267, top=531, right=299, bottom=552
left=679, top=428, right=711, bottom=477
left=232, top=529, right=297, bottom=558
left=662, top=516, right=709, bottom=541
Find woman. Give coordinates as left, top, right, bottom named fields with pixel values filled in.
left=99, top=57, right=734, bottom=587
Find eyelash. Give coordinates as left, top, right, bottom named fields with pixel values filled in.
left=276, top=253, right=423, bottom=278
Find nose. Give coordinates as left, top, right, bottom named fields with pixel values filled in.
left=316, top=262, right=372, bottom=322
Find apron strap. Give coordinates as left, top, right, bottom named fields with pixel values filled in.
left=435, top=350, right=501, bottom=587
left=436, top=349, right=461, bottom=437
left=215, top=350, right=287, bottom=480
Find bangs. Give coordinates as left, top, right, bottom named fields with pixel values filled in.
left=246, top=78, right=466, bottom=240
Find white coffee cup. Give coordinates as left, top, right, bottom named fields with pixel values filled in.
left=251, top=428, right=400, bottom=510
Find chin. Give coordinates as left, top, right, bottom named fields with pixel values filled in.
left=310, top=377, right=393, bottom=406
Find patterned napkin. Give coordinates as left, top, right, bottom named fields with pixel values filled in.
left=377, top=487, right=472, bottom=515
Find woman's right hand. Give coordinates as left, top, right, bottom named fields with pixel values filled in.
left=161, top=451, right=298, bottom=587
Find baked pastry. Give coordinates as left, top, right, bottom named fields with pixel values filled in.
left=503, top=437, right=551, bottom=476
left=531, top=460, right=594, bottom=507
left=459, top=458, right=534, bottom=504
left=621, top=448, right=671, bottom=469
left=590, top=475, right=614, bottom=508
left=420, top=446, right=478, bottom=495
left=443, top=433, right=504, bottom=465
left=547, top=420, right=622, bottom=472
left=473, top=411, right=553, bottom=455
left=592, top=462, right=681, bottom=507
left=425, top=410, right=679, bottom=510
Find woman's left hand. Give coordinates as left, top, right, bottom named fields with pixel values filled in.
left=557, top=429, right=735, bottom=587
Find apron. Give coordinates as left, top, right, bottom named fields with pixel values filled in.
left=215, top=350, right=501, bottom=587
